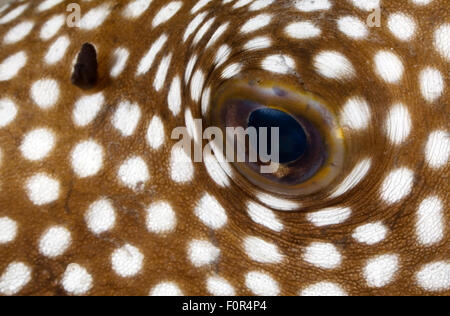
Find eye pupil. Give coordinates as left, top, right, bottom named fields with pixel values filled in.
left=248, top=108, right=308, bottom=164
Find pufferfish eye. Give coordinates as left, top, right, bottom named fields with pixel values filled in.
left=207, top=78, right=345, bottom=197
left=247, top=107, right=308, bottom=164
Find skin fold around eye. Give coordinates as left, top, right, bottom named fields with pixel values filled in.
left=208, top=78, right=346, bottom=197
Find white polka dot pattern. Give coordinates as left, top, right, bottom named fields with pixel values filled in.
left=39, top=226, right=71, bottom=258
left=111, top=244, right=144, bottom=277
left=0, top=0, right=446, bottom=297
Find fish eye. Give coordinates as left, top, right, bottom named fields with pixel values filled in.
left=247, top=107, right=308, bottom=164
left=207, top=78, right=345, bottom=197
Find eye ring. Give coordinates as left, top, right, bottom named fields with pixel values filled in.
left=207, top=76, right=346, bottom=197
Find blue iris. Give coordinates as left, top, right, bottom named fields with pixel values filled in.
left=248, top=108, right=308, bottom=164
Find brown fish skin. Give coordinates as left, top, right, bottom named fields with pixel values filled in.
left=0, top=0, right=448, bottom=296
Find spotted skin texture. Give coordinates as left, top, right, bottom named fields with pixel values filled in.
left=0, top=0, right=449, bottom=296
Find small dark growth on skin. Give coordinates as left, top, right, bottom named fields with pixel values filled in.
left=71, top=43, right=98, bottom=90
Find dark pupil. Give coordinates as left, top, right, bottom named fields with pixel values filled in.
left=248, top=108, right=308, bottom=164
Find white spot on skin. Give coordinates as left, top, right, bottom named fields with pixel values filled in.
left=188, top=240, right=220, bottom=267
left=110, top=47, right=129, bottom=78
left=243, top=36, right=272, bottom=51
left=37, top=0, right=64, bottom=12
left=3, top=20, right=34, bottom=44
left=117, top=156, right=150, bottom=190
left=385, top=103, right=412, bottom=145
left=303, top=242, right=342, bottom=269
left=416, top=261, right=450, bottom=292
left=183, top=12, right=208, bottom=43
left=214, top=44, right=231, bottom=67
left=232, top=0, right=253, bottom=9
left=374, top=51, right=404, bottom=83
left=256, top=193, right=300, bottom=211
left=249, top=0, right=275, bottom=11
left=0, top=4, right=29, bottom=25
left=314, top=51, right=355, bottom=79
left=85, top=198, right=116, bottom=235
left=0, top=262, right=31, bottom=296
left=45, top=35, right=70, bottom=65
left=201, top=86, right=211, bottom=116
left=146, top=116, right=165, bottom=150
left=380, top=168, right=414, bottom=204
left=150, top=282, right=183, bottom=296
left=434, top=23, right=450, bottom=62
left=388, top=13, right=416, bottom=41
left=243, top=237, right=283, bottom=264
left=240, top=14, right=272, bottom=34
left=152, top=1, right=183, bottom=28
left=185, top=108, right=200, bottom=141
left=111, top=101, right=141, bottom=137
left=340, top=97, right=371, bottom=130
left=153, top=53, right=172, bottom=92
left=261, top=54, right=296, bottom=75
left=307, top=207, right=352, bottom=227
left=0, top=98, right=18, bottom=128
left=331, top=158, right=372, bottom=198
left=410, top=0, right=434, bottom=5
left=146, top=201, right=176, bottom=234
left=363, top=254, right=399, bottom=288
left=168, top=76, right=182, bottom=116
left=39, top=226, right=71, bottom=258
left=170, top=144, right=194, bottom=183
left=221, top=63, right=242, bottom=79
left=72, top=92, right=104, bottom=127
left=191, top=0, right=212, bottom=13
left=190, top=69, right=205, bottom=102
left=71, top=140, right=104, bottom=178
left=0, top=51, right=27, bottom=81
left=40, top=14, right=65, bottom=41
left=247, top=202, right=284, bottom=232
left=425, top=130, right=449, bottom=169
left=419, top=67, right=444, bottom=103
left=207, top=276, right=235, bottom=296
left=184, top=108, right=200, bottom=143
left=295, top=0, right=331, bottom=12
left=285, top=21, right=321, bottom=39
left=350, top=0, right=380, bottom=11
left=203, top=150, right=230, bottom=187
left=300, top=282, right=347, bottom=296
left=245, top=271, right=279, bottom=296
left=25, top=173, right=60, bottom=206
left=79, top=4, right=111, bottom=30
left=416, top=196, right=444, bottom=246
left=193, top=17, right=215, bottom=46
left=111, top=244, right=144, bottom=278
left=136, top=34, right=168, bottom=75
left=0, top=217, right=17, bottom=244
left=337, top=16, right=368, bottom=39
left=30, top=79, right=60, bottom=109
left=352, top=222, right=388, bottom=245
left=123, top=0, right=153, bottom=19
left=194, top=193, right=227, bottom=230
left=205, top=22, right=229, bottom=49
left=20, top=128, right=55, bottom=161
left=61, top=264, right=93, bottom=296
